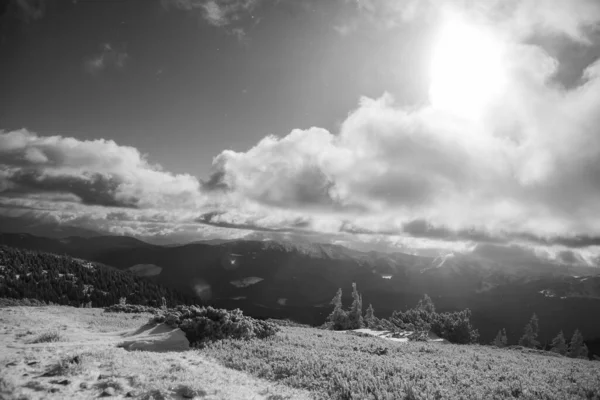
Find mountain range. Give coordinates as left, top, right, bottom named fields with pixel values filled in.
left=1, top=231, right=599, bottom=354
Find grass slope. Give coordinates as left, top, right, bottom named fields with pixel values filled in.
left=202, top=326, right=600, bottom=400
left=0, top=306, right=310, bottom=399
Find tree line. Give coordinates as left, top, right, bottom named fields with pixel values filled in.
left=325, top=283, right=592, bottom=358
left=0, top=245, right=198, bottom=308
left=324, top=283, right=479, bottom=344
left=492, top=314, right=589, bottom=359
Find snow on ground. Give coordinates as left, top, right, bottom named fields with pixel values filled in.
left=118, top=323, right=189, bottom=352
left=337, top=328, right=449, bottom=344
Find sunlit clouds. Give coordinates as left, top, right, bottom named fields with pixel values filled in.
left=2, top=0, right=600, bottom=265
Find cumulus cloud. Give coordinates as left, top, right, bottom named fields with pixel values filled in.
left=206, top=0, right=600, bottom=247
left=0, top=129, right=202, bottom=210
left=345, top=0, right=600, bottom=41
left=84, top=43, right=129, bottom=75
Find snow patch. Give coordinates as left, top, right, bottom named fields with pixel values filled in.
left=230, top=277, right=264, bottom=288
left=338, top=329, right=449, bottom=344
left=119, top=323, right=189, bottom=352
left=82, top=284, right=94, bottom=295
left=539, top=289, right=556, bottom=298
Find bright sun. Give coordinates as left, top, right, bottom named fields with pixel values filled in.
left=429, top=14, right=507, bottom=118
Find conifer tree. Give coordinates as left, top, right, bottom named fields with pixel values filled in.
left=348, top=283, right=364, bottom=329
left=492, top=328, right=508, bottom=347
left=518, top=313, right=540, bottom=348
left=364, top=304, right=376, bottom=327
left=326, top=288, right=349, bottom=330
left=550, top=331, right=567, bottom=355
left=417, top=294, right=436, bottom=314
left=568, top=329, right=588, bottom=359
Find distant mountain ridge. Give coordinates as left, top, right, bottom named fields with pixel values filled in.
left=1, top=232, right=600, bottom=352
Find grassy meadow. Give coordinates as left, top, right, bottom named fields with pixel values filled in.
left=1, top=305, right=599, bottom=399
left=201, top=325, right=600, bottom=400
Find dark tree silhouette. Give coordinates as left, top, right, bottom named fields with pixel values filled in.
left=550, top=331, right=567, bottom=355
left=492, top=328, right=508, bottom=347
left=518, top=313, right=540, bottom=348
left=568, top=329, right=589, bottom=359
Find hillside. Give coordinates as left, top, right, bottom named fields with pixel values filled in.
left=0, top=246, right=198, bottom=308
left=1, top=306, right=598, bottom=399
left=0, top=306, right=310, bottom=399
left=2, top=233, right=600, bottom=351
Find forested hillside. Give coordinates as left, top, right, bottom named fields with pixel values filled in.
left=0, top=246, right=198, bottom=308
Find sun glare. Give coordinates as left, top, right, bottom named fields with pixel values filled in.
left=429, top=15, right=507, bottom=118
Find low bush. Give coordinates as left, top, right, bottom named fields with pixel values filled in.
left=42, top=355, right=84, bottom=377
left=203, top=326, right=600, bottom=400
left=0, top=297, right=55, bottom=307
left=104, top=304, right=159, bottom=314
left=151, top=305, right=280, bottom=347
left=28, top=331, right=65, bottom=344
left=389, top=299, right=479, bottom=344
left=266, top=319, right=311, bottom=328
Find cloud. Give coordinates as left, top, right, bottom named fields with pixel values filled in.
left=205, top=1, right=600, bottom=246
left=3, top=0, right=600, bottom=264
left=161, top=0, right=258, bottom=28
left=84, top=43, right=129, bottom=75
left=0, top=129, right=203, bottom=210
left=344, top=0, right=600, bottom=42
left=196, top=211, right=312, bottom=233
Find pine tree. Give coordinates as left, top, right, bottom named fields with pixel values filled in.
left=331, top=288, right=342, bottom=309
left=364, top=304, right=376, bottom=327
left=518, top=313, right=540, bottom=348
left=550, top=331, right=567, bottom=355
left=492, top=328, right=508, bottom=347
left=326, top=288, right=349, bottom=330
left=348, top=283, right=364, bottom=329
left=568, top=330, right=588, bottom=359
left=417, top=294, right=436, bottom=314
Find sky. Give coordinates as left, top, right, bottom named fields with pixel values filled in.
left=2, top=0, right=600, bottom=266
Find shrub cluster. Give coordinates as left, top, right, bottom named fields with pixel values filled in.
left=104, top=303, right=160, bottom=314
left=0, top=297, right=56, bottom=307
left=390, top=305, right=479, bottom=344
left=151, top=305, right=280, bottom=347
left=266, top=319, right=311, bottom=328
left=202, top=325, right=600, bottom=400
